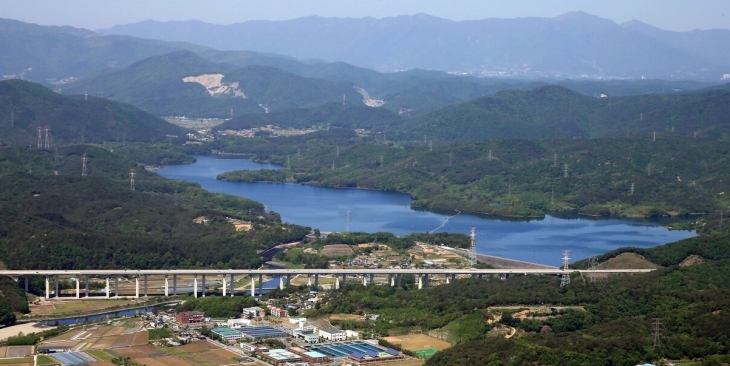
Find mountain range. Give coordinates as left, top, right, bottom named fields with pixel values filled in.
left=100, top=12, right=730, bottom=81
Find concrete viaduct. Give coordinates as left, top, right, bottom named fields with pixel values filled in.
left=0, top=268, right=653, bottom=300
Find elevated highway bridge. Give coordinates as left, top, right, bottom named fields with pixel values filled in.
left=0, top=268, right=653, bottom=300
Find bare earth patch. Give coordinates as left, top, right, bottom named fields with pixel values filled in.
left=384, top=334, right=451, bottom=351
left=321, top=244, right=354, bottom=257
left=679, top=254, right=705, bottom=267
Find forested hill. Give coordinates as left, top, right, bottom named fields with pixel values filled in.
left=0, top=145, right=309, bottom=271
left=402, top=85, right=730, bottom=141
left=63, top=51, right=364, bottom=118
left=214, top=102, right=404, bottom=132
left=0, top=80, right=188, bottom=145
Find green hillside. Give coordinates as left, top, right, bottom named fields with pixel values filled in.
left=214, top=102, right=404, bottom=132
left=215, top=130, right=730, bottom=220
left=64, top=51, right=364, bottom=118
left=0, top=79, right=188, bottom=145
left=402, top=85, right=730, bottom=141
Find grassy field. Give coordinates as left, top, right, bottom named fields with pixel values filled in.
left=87, top=349, right=115, bottom=361
left=384, top=334, right=452, bottom=351
left=0, top=357, right=33, bottom=365
left=598, top=252, right=659, bottom=270
left=30, top=298, right=153, bottom=317
left=36, top=355, right=59, bottom=365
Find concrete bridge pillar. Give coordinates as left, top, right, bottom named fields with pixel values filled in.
left=478, top=274, right=483, bottom=280
left=201, top=274, right=206, bottom=297
left=314, top=274, right=319, bottom=289
left=24, top=276, right=28, bottom=293
left=286, top=274, right=291, bottom=286
left=106, top=276, right=111, bottom=298
left=135, top=276, right=140, bottom=298
left=85, top=275, right=89, bottom=298
left=307, top=275, right=312, bottom=287
left=231, top=273, right=236, bottom=297
left=389, top=274, right=394, bottom=287
left=397, top=274, right=402, bottom=287
left=335, top=276, right=340, bottom=290
left=143, top=275, right=148, bottom=297
left=362, top=275, right=367, bottom=286
left=424, top=274, right=429, bottom=289
left=193, top=275, right=198, bottom=298
left=445, top=274, right=450, bottom=284
left=279, top=276, right=284, bottom=291
left=164, top=275, right=169, bottom=297
left=55, top=275, right=60, bottom=298
left=451, top=274, right=456, bottom=283
left=221, top=276, right=226, bottom=297
left=417, top=275, right=423, bottom=290
left=115, top=276, right=119, bottom=297
left=250, top=275, right=256, bottom=297
left=172, top=274, right=177, bottom=296
left=45, top=276, right=49, bottom=300
left=342, top=273, right=346, bottom=286
left=256, top=274, right=262, bottom=296
left=76, top=277, right=80, bottom=299
left=369, top=273, right=374, bottom=286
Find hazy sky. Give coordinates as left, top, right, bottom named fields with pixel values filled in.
left=4, top=0, right=730, bottom=32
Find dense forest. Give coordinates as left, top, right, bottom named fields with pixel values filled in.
left=0, top=146, right=309, bottom=272
left=306, top=233, right=730, bottom=365
left=214, top=128, right=730, bottom=222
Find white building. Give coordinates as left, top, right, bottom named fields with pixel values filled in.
left=228, top=318, right=252, bottom=328
left=345, top=330, right=359, bottom=339
left=318, top=326, right=347, bottom=341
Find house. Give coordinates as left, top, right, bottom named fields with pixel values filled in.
left=175, top=311, right=204, bottom=324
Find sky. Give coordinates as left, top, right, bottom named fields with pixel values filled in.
left=3, top=0, right=730, bottom=32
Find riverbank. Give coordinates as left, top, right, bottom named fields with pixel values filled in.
left=0, top=322, right=56, bottom=342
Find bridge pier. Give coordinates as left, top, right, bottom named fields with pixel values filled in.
left=221, top=276, right=226, bottom=297
left=314, top=274, right=319, bottom=290
left=389, top=274, right=394, bottom=287
left=164, top=275, right=169, bottom=297
left=201, top=274, right=205, bottom=297
left=250, top=275, right=255, bottom=297
left=135, top=276, right=139, bottom=298
left=362, top=275, right=367, bottom=286
left=55, top=275, right=59, bottom=299
left=143, top=275, right=148, bottom=297
left=417, top=274, right=423, bottom=290
left=445, top=274, right=450, bottom=284
left=286, top=274, right=291, bottom=286
left=24, top=276, right=28, bottom=293
left=85, top=275, right=89, bottom=298
left=115, top=276, right=119, bottom=297
left=232, top=273, right=236, bottom=297
left=257, top=274, right=262, bottom=296
left=279, top=276, right=284, bottom=291
left=369, top=273, right=374, bottom=286
left=424, top=274, right=429, bottom=289
left=335, top=276, right=340, bottom=290
left=172, top=274, right=177, bottom=296
left=45, top=276, right=49, bottom=300
left=451, top=274, right=456, bottom=283
left=106, top=276, right=110, bottom=298
left=76, top=277, right=80, bottom=299
left=397, top=274, right=402, bottom=287
left=193, top=275, right=198, bottom=298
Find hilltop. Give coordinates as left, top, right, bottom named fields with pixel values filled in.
left=0, top=79, right=188, bottom=145
left=401, top=85, right=730, bottom=141
left=100, top=13, right=730, bottom=80
left=63, top=51, right=364, bottom=118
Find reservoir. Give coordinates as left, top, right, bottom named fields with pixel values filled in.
left=157, top=156, right=695, bottom=266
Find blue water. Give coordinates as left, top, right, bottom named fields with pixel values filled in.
left=157, top=156, right=696, bottom=266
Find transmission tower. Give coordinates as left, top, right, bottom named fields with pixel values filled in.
left=37, top=126, right=42, bottom=148
left=630, top=183, right=635, bottom=196
left=345, top=211, right=351, bottom=233
left=468, top=228, right=477, bottom=268
left=589, top=255, right=597, bottom=283
left=560, top=250, right=571, bottom=287
left=129, top=168, right=136, bottom=191
left=44, top=126, right=50, bottom=149
left=651, top=318, right=663, bottom=349
left=563, top=164, right=568, bottom=178
left=81, top=153, right=88, bottom=176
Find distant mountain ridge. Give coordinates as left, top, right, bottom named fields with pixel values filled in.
left=100, top=12, right=730, bottom=81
